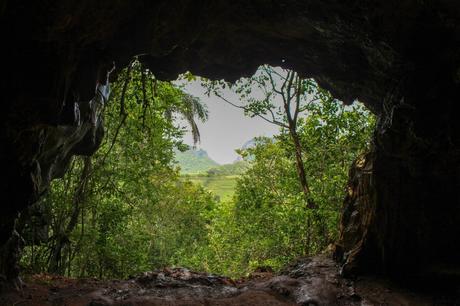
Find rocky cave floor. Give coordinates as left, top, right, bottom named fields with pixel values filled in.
left=1, top=255, right=459, bottom=305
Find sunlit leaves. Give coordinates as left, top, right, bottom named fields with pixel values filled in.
left=21, top=62, right=213, bottom=279
left=203, top=97, right=375, bottom=276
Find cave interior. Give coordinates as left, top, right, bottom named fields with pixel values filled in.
left=1, top=0, right=460, bottom=292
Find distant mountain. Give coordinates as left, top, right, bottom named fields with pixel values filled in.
left=175, top=148, right=219, bottom=174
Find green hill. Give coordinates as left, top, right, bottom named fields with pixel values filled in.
left=175, top=148, right=219, bottom=174
left=176, top=149, right=251, bottom=201
left=206, top=160, right=249, bottom=176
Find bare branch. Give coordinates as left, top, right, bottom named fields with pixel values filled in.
left=255, top=113, right=288, bottom=128
left=298, top=97, right=321, bottom=113
left=214, top=91, right=288, bottom=128
left=214, top=91, right=246, bottom=110
left=269, top=67, right=289, bottom=82
left=266, top=106, right=287, bottom=127
left=97, top=112, right=128, bottom=168
left=267, top=70, right=284, bottom=96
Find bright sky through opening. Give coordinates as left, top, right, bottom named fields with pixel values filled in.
left=176, top=79, right=279, bottom=164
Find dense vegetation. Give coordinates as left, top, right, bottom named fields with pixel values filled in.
left=19, top=64, right=374, bottom=279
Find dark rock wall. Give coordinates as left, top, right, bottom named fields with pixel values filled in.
left=1, top=0, right=460, bottom=280
left=336, top=21, right=460, bottom=275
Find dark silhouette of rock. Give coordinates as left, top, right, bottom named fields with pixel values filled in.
left=1, top=0, right=460, bottom=286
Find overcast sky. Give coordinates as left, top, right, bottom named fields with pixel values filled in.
left=175, top=80, right=279, bottom=164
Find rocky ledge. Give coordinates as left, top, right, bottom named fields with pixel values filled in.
left=1, top=255, right=459, bottom=305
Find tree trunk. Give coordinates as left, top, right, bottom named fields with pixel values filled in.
left=290, top=129, right=315, bottom=209
left=48, top=156, right=92, bottom=274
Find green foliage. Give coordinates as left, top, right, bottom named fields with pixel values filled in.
left=20, top=64, right=374, bottom=280
left=202, top=98, right=375, bottom=276
left=202, top=65, right=318, bottom=129
left=20, top=61, right=215, bottom=279
left=193, top=66, right=374, bottom=276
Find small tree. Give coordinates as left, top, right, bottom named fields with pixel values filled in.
left=203, top=65, right=326, bottom=208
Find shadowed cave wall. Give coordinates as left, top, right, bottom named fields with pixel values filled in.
left=1, top=0, right=460, bottom=282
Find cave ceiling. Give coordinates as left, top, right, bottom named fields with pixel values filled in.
left=7, top=1, right=460, bottom=114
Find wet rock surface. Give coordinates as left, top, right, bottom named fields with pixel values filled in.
left=1, top=255, right=459, bottom=305
left=108, top=268, right=239, bottom=301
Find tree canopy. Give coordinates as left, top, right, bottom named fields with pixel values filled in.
left=20, top=64, right=375, bottom=279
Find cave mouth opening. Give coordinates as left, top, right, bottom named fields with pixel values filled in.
left=0, top=3, right=400, bottom=286
left=1, top=2, right=460, bottom=304
left=17, top=63, right=375, bottom=280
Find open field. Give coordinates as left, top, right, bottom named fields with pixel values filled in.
left=184, top=175, right=239, bottom=201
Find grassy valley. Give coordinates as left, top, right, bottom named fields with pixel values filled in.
left=176, top=149, right=249, bottom=200
left=183, top=174, right=238, bottom=201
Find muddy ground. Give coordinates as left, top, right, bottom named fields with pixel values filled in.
left=1, top=255, right=459, bottom=305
